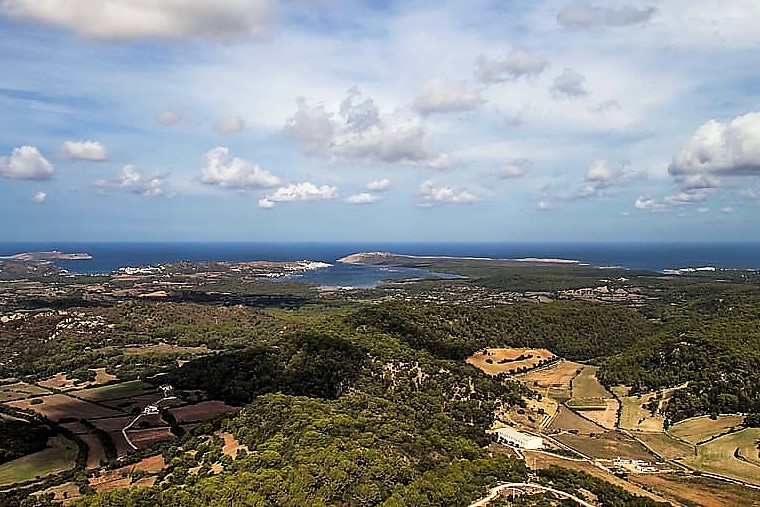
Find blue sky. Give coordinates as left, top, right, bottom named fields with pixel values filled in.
left=1, top=0, right=759, bottom=241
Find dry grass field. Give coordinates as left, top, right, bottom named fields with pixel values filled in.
left=668, top=415, right=745, bottom=445
left=518, top=360, right=583, bottom=400
left=6, top=394, right=123, bottom=421
left=682, top=428, right=760, bottom=487
left=168, top=401, right=239, bottom=423
left=555, top=431, right=657, bottom=461
left=467, top=348, right=554, bottom=376
left=631, top=473, right=760, bottom=507
left=571, top=366, right=611, bottom=399
left=567, top=368, right=619, bottom=430
left=548, top=406, right=605, bottom=435
left=0, top=436, right=79, bottom=487
left=221, top=432, right=249, bottom=458
left=612, top=386, right=666, bottom=433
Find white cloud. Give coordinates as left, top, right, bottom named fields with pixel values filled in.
left=493, top=163, right=528, bottom=179
left=258, top=182, right=338, bottom=208
left=345, top=192, right=380, bottom=205
left=284, top=89, right=431, bottom=164
left=568, top=159, right=641, bottom=199
left=475, top=50, right=549, bottom=83
left=366, top=178, right=391, bottom=192
left=426, top=153, right=452, bottom=170
left=664, top=189, right=711, bottom=205
left=94, top=165, right=166, bottom=197
left=58, top=140, right=108, bottom=161
left=156, top=108, right=182, bottom=126
left=413, top=79, right=483, bottom=115
left=721, top=206, right=734, bottom=213
left=552, top=68, right=588, bottom=98
left=0, top=0, right=275, bottom=41
left=213, top=116, right=245, bottom=135
left=199, top=146, right=280, bottom=190
left=668, top=112, right=760, bottom=176
left=557, top=4, right=656, bottom=29
left=536, top=199, right=561, bottom=211
left=0, top=146, right=54, bottom=180
left=33, top=191, right=47, bottom=204
left=419, top=180, right=479, bottom=207
left=634, top=196, right=667, bottom=211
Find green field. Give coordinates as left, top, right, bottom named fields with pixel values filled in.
left=571, top=366, right=611, bottom=399
left=0, top=437, right=79, bottom=487
left=682, top=428, right=760, bottom=486
left=636, top=432, right=695, bottom=460
left=668, top=415, right=745, bottom=445
left=74, top=380, right=153, bottom=402
left=0, top=382, right=50, bottom=402
left=612, top=386, right=665, bottom=433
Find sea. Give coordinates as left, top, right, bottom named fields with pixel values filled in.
left=1, top=242, right=759, bottom=288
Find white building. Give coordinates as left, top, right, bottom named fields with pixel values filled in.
left=495, top=427, right=544, bottom=450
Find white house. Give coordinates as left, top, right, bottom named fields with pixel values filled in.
left=495, top=427, right=544, bottom=450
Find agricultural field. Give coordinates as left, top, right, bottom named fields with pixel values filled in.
left=467, top=348, right=554, bottom=376
left=74, top=380, right=155, bottom=402
left=571, top=366, right=611, bottom=399
left=0, top=382, right=50, bottom=402
left=89, top=416, right=137, bottom=433
left=38, top=369, right=117, bottom=392
left=79, top=434, right=108, bottom=469
left=630, top=473, right=760, bottom=507
left=6, top=394, right=123, bottom=421
left=635, top=432, right=695, bottom=460
left=125, top=428, right=175, bottom=448
left=681, top=428, right=760, bottom=486
left=612, top=386, right=665, bottom=433
left=668, top=414, right=745, bottom=445
left=168, top=400, right=239, bottom=423
left=548, top=406, right=604, bottom=435
left=567, top=366, right=619, bottom=429
left=32, top=482, right=81, bottom=505
left=0, top=436, right=78, bottom=487
left=517, top=360, right=582, bottom=400
left=555, top=431, right=657, bottom=461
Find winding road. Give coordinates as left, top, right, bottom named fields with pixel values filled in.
left=468, top=482, right=596, bottom=507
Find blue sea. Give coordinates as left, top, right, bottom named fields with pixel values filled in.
left=1, top=242, right=759, bottom=288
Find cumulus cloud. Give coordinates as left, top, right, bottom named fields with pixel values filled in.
left=552, top=68, right=588, bottom=98
left=58, top=140, right=108, bottom=161
left=258, top=182, right=338, bottom=208
left=569, top=159, right=641, bottom=199
left=426, top=153, right=452, bottom=170
left=475, top=50, right=549, bottom=83
left=366, top=178, right=391, bottom=192
left=94, top=165, right=166, bottom=196
left=213, top=116, right=245, bottom=135
left=634, top=196, right=667, bottom=211
left=413, top=79, right=483, bottom=115
left=156, top=108, right=182, bottom=126
left=0, top=0, right=275, bottom=41
left=557, top=3, right=656, bottom=29
left=419, top=180, right=479, bottom=207
left=668, top=112, right=760, bottom=176
left=493, top=163, right=528, bottom=179
left=0, top=146, right=54, bottom=180
left=345, top=192, right=381, bottom=205
left=199, top=146, right=280, bottom=190
left=284, top=88, right=431, bottom=164
left=33, top=191, right=47, bottom=204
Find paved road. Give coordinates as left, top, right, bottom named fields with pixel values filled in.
left=468, top=482, right=596, bottom=507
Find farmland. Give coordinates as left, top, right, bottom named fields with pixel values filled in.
left=630, top=473, right=760, bottom=507
left=681, top=428, right=760, bottom=486
left=0, top=436, right=78, bottom=487
left=168, top=401, right=240, bottom=424
left=6, top=394, right=123, bottom=421
left=517, top=360, right=582, bottom=400
left=74, top=380, right=155, bottom=402
left=466, top=348, right=554, bottom=376
left=0, top=382, right=50, bottom=402
left=668, top=415, right=745, bottom=445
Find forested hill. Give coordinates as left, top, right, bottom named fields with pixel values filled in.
left=348, top=301, right=655, bottom=361
left=599, top=289, right=760, bottom=424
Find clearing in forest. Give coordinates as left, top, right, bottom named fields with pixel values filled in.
left=567, top=366, right=619, bottom=429
left=518, top=360, right=582, bottom=400
left=0, top=382, right=50, bottom=402
left=612, top=387, right=666, bottom=433
left=467, top=348, right=555, bottom=376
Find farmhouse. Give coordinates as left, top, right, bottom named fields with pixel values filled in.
left=495, top=426, right=544, bottom=449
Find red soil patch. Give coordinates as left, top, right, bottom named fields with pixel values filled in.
left=126, top=428, right=174, bottom=448
left=467, top=348, right=555, bottom=376
left=80, top=434, right=107, bottom=469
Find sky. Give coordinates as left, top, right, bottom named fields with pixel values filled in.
left=1, top=0, right=759, bottom=242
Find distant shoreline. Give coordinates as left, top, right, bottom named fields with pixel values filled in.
left=337, top=252, right=584, bottom=266
left=0, top=251, right=92, bottom=262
